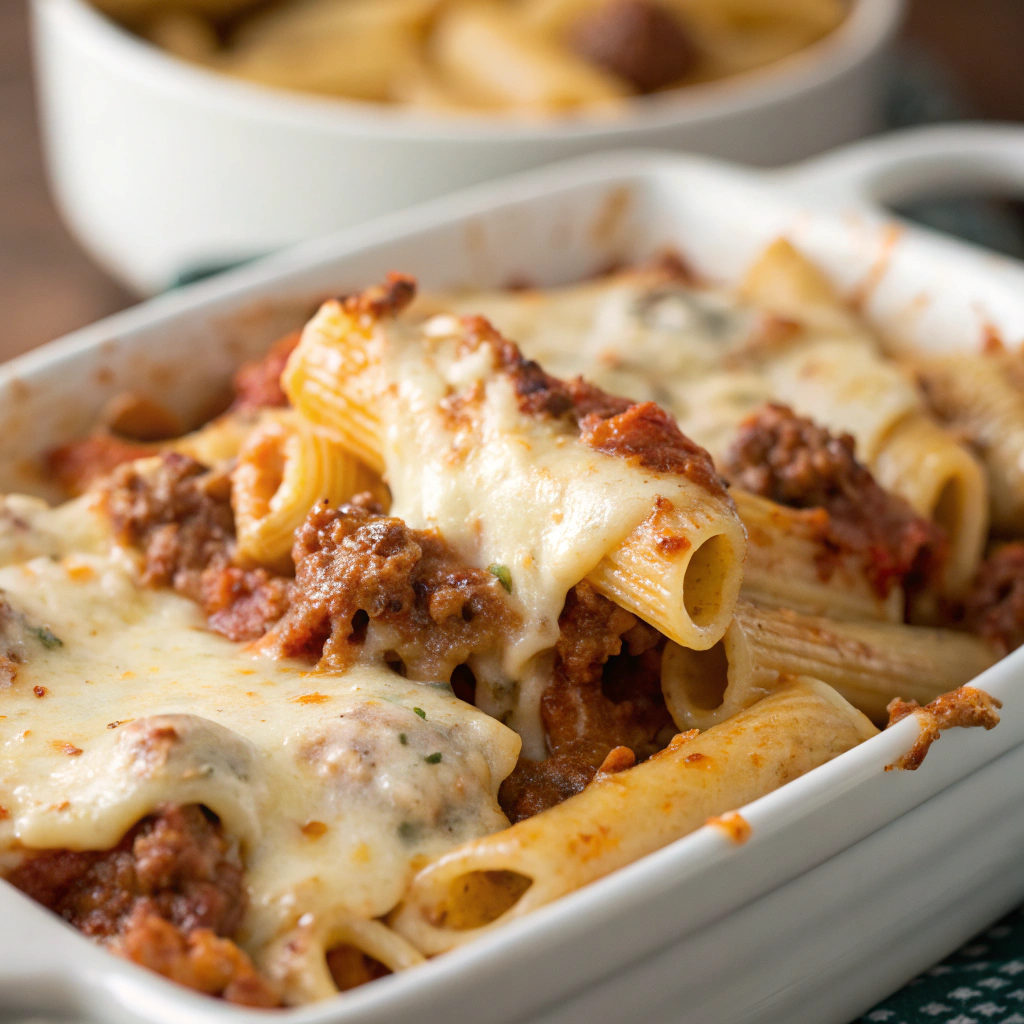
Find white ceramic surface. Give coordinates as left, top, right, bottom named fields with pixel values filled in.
left=2, top=125, right=1024, bottom=1024
left=30, top=0, right=903, bottom=294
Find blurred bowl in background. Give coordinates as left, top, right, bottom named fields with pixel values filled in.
left=31, top=0, right=903, bottom=294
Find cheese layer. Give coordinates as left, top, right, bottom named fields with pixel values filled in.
left=382, top=317, right=733, bottom=756
left=0, top=546, right=519, bottom=954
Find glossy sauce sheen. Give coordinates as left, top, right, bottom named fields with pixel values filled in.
left=0, top=526, right=519, bottom=955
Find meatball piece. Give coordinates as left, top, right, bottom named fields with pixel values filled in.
left=568, top=0, right=699, bottom=93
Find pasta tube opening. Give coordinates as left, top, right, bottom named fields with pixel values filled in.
left=913, top=352, right=1024, bottom=533
left=232, top=413, right=387, bottom=570
left=436, top=870, right=534, bottom=930
left=662, top=601, right=997, bottom=729
left=261, top=910, right=424, bottom=1005
left=683, top=533, right=733, bottom=627
left=660, top=641, right=730, bottom=726
left=872, top=414, right=988, bottom=594
left=588, top=500, right=745, bottom=652
left=392, top=679, right=876, bottom=955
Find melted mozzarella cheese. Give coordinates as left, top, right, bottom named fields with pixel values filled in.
left=435, top=276, right=759, bottom=419
left=0, top=494, right=110, bottom=568
left=0, top=550, right=519, bottom=955
left=381, top=317, right=732, bottom=757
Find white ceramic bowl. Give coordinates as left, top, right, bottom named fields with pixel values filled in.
left=31, top=0, right=903, bottom=294
left=2, top=124, right=1024, bottom=1024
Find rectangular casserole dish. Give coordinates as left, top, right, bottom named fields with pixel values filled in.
left=2, top=124, right=1024, bottom=1024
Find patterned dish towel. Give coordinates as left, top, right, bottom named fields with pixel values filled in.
left=858, top=908, right=1024, bottom=1024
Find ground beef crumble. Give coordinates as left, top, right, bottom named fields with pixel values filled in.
left=102, top=452, right=290, bottom=641
left=103, top=453, right=235, bottom=598
left=499, top=751, right=599, bottom=824
left=501, top=581, right=670, bottom=822
left=724, top=404, right=947, bottom=597
left=544, top=581, right=669, bottom=763
left=6, top=805, right=278, bottom=1006
left=961, top=543, right=1024, bottom=655
left=260, top=501, right=519, bottom=680
left=579, top=401, right=727, bottom=497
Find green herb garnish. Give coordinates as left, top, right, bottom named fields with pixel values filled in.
left=487, top=563, right=512, bottom=593
left=424, top=752, right=443, bottom=764
left=398, top=821, right=420, bottom=842
left=29, top=626, right=63, bottom=650
left=413, top=707, right=426, bottom=719
left=398, top=732, right=408, bottom=745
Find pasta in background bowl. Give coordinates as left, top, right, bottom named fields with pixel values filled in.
left=31, top=0, right=901, bottom=293
left=95, top=0, right=850, bottom=115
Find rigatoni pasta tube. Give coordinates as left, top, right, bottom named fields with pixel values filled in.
left=586, top=494, right=747, bottom=651
left=282, top=298, right=386, bottom=474
left=763, top=340, right=988, bottom=593
left=286, top=287, right=745, bottom=654
left=733, top=489, right=903, bottom=623
left=661, top=600, right=996, bottom=730
left=738, top=238, right=861, bottom=338
left=740, top=241, right=988, bottom=591
left=431, top=4, right=628, bottom=111
left=232, top=412, right=387, bottom=570
left=261, top=909, right=424, bottom=1006
left=913, top=353, right=1024, bottom=534
left=390, top=679, right=876, bottom=954
left=870, top=413, right=987, bottom=593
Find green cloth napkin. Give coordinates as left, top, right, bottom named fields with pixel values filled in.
left=857, top=908, right=1024, bottom=1024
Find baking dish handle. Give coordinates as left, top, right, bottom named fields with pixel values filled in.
left=774, top=124, right=1024, bottom=211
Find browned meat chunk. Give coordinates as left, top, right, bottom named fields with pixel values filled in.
left=6, top=805, right=278, bottom=1005
left=118, top=909, right=279, bottom=1006
left=499, top=751, right=598, bottom=823
left=261, top=501, right=519, bottom=680
left=542, top=580, right=670, bottom=765
left=963, top=543, right=1024, bottom=655
left=579, top=400, right=727, bottom=496
left=568, top=0, right=698, bottom=92
left=8, top=805, right=243, bottom=938
left=200, top=563, right=293, bottom=642
left=103, top=452, right=236, bottom=602
left=102, top=452, right=291, bottom=640
left=462, top=314, right=725, bottom=496
left=724, top=404, right=947, bottom=597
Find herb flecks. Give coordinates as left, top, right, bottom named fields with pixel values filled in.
left=488, top=563, right=513, bottom=593
left=412, top=706, right=427, bottom=720
left=424, top=752, right=443, bottom=764
left=398, top=821, right=420, bottom=842
left=29, top=625, right=63, bottom=650
left=398, top=732, right=408, bottom=745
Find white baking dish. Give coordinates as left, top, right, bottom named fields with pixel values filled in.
left=30, top=0, right=903, bottom=294
left=2, top=124, right=1024, bottom=1024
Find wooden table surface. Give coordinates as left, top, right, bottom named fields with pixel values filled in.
left=3, top=0, right=1023, bottom=360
